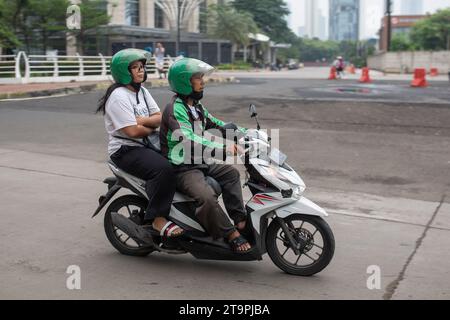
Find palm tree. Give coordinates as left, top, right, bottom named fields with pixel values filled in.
left=207, top=3, right=259, bottom=61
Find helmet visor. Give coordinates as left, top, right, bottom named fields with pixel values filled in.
left=192, top=61, right=215, bottom=78
left=191, top=62, right=215, bottom=85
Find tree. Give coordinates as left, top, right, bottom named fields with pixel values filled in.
left=298, top=38, right=339, bottom=62
left=410, top=8, right=450, bottom=50
left=26, top=0, right=69, bottom=53
left=232, top=0, right=295, bottom=43
left=0, top=0, right=24, bottom=49
left=390, top=33, right=414, bottom=51
left=6, top=0, right=35, bottom=53
left=207, top=3, right=259, bottom=49
left=67, top=0, right=111, bottom=54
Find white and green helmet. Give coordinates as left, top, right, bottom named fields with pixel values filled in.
left=110, top=49, right=151, bottom=85
left=168, top=58, right=214, bottom=95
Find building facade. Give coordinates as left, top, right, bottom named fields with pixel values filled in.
left=329, top=0, right=360, bottom=41
left=378, top=15, right=426, bottom=51
left=67, top=0, right=232, bottom=65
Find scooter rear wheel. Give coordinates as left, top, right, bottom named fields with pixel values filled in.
left=266, top=214, right=335, bottom=276
left=104, top=195, right=155, bottom=257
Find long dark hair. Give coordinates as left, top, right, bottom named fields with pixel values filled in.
left=96, top=83, right=125, bottom=114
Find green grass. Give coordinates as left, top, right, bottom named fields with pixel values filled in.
left=216, top=61, right=252, bottom=71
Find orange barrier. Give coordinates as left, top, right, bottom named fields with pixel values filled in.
left=430, top=68, right=439, bottom=77
left=411, top=68, right=428, bottom=87
left=359, top=67, right=372, bottom=83
left=328, top=66, right=337, bottom=80
left=346, top=65, right=356, bottom=74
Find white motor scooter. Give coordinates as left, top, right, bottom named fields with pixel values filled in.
left=93, top=104, right=335, bottom=276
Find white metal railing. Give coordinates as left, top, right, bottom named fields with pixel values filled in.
left=0, top=51, right=174, bottom=84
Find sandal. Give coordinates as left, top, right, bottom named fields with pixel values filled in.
left=157, top=221, right=185, bottom=238
left=229, top=235, right=251, bottom=253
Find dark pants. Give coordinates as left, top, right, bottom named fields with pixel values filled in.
left=111, top=146, right=175, bottom=222
left=175, top=164, right=247, bottom=240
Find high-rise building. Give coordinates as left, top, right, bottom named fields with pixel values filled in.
left=329, top=0, right=360, bottom=41
left=400, top=0, right=423, bottom=15
left=304, top=0, right=328, bottom=40
left=305, top=0, right=318, bottom=38
left=317, top=10, right=327, bottom=40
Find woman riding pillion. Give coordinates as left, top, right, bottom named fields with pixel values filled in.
left=97, top=48, right=184, bottom=238
left=159, top=58, right=252, bottom=253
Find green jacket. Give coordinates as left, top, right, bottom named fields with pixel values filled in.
left=159, top=97, right=244, bottom=169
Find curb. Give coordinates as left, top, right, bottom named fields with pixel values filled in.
left=0, top=76, right=236, bottom=100
left=0, top=84, right=97, bottom=100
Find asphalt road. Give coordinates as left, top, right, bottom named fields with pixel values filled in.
left=0, top=77, right=449, bottom=299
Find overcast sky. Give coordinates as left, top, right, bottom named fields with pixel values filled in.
left=286, top=0, right=450, bottom=39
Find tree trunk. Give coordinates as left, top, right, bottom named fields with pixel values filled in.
left=77, top=33, right=84, bottom=55
left=43, top=31, right=48, bottom=53
left=231, top=43, right=236, bottom=63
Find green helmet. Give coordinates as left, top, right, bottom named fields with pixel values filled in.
left=110, top=49, right=151, bottom=85
left=168, top=58, right=214, bottom=95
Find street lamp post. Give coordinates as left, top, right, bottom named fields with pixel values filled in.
left=176, top=0, right=181, bottom=56
left=386, top=0, right=392, bottom=52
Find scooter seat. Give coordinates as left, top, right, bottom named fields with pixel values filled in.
left=107, top=160, right=222, bottom=196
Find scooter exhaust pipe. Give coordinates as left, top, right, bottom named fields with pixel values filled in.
left=110, top=212, right=155, bottom=247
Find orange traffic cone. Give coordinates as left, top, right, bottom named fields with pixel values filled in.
left=359, top=67, right=372, bottom=83
left=328, top=66, right=337, bottom=80
left=411, top=68, right=428, bottom=87
left=430, top=68, right=439, bottom=77
left=348, top=65, right=356, bottom=74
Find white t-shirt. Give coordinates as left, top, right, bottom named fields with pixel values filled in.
left=104, top=86, right=160, bottom=156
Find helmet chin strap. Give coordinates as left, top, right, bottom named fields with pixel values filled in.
left=177, top=90, right=204, bottom=104
left=129, top=82, right=142, bottom=104
left=189, top=90, right=204, bottom=102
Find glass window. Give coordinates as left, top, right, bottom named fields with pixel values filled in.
left=199, top=0, right=207, bottom=34
left=125, top=0, right=140, bottom=26
left=155, top=3, right=164, bottom=29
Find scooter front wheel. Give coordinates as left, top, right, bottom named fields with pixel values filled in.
left=266, top=214, right=335, bottom=276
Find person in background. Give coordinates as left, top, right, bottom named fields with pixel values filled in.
left=154, top=43, right=166, bottom=79
left=334, top=56, right=345, bottom=79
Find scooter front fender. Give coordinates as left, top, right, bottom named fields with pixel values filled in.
left=275, top=196, right=328, bottom=218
